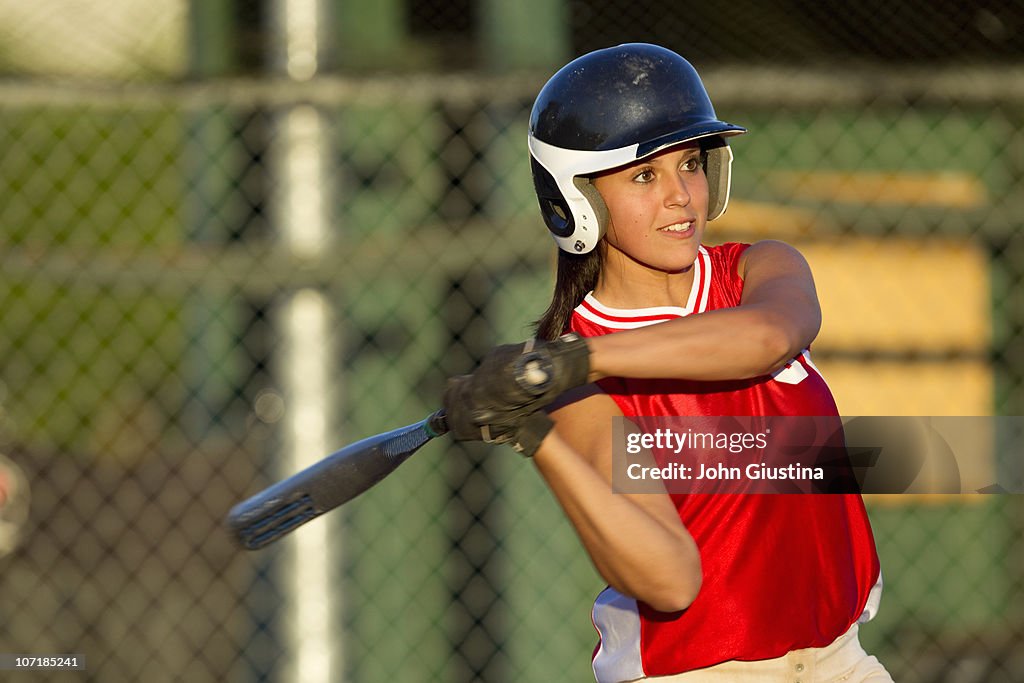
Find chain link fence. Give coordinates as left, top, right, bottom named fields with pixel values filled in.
left=1, top=1, right=1023, bottom=682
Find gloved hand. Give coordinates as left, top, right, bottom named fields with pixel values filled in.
left=442, top=375, right=556, bottom=457
left=468, top=332, right=590, bottom=415
left=442, top=333, right=589, bottom=455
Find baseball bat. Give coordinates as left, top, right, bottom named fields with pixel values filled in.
left=226, top=345, right=558, bottom=550
left=227, top=410, right=448, bottom=550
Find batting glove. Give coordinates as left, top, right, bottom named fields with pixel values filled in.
left=442, top=376, right=556, bottom=457
left=468, top=333, right=591, bottom=421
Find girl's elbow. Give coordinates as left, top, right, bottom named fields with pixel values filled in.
left=761, top=326, right=800, bottom=373
left=643, top=571, right=702, bottom=613
left=755, top=314, right=817, bottom=374
left=631, top=551, right=702, bottom=612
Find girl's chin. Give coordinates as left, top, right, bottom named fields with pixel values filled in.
left=635, top=257, right=700, bottom=275
left=602, top=240, right=702, bottom=273
left=645, top=249, right=702, bottom=272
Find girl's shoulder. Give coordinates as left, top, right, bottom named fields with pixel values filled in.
left=702, top=242, right=751, bottom=296
left=702, top=241, right=751, bottom=265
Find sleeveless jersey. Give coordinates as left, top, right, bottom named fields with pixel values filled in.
left=571, top=242, right=881, bottom=682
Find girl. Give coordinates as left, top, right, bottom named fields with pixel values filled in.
left=444, top=43, right=891, bottom=682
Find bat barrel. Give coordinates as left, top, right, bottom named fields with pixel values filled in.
left=227, top=412, right=444, bottom=550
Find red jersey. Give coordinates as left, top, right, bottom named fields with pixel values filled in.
left=573, top=243, right=881, bottom=682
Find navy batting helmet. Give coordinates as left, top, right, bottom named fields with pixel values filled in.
left=529, top=43, right=747, bottom=254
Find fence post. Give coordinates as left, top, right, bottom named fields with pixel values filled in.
left=267, top=1, right=340, bottom=682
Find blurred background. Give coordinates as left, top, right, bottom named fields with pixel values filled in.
left=0, top=0, right=1022, bottom=681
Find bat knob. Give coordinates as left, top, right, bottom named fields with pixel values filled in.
left=426, top=410, right=449, bottom=437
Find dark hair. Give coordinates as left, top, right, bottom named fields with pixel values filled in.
left=534, top=247, right=602, bottom=340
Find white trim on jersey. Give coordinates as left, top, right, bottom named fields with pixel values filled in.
left=801, top=349, right=825, bottom=378
left=858, top=572, right=884, bottom=624
left=575, top=293, right=689, bottom=329
left=691, top=244, right=712, bottom=314
left=574, top=246, right=711, bottom=330
left=591, top=587, right=644, bottom=683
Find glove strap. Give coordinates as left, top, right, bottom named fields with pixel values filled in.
left=510, top=412, right=555, bottom=457
left=512, top=333, right=590, bottom=396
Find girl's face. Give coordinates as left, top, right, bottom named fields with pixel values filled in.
left=591, top=142, right=709, bottom=275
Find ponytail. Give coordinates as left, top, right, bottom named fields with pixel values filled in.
left=534, top=248, right=601, bottom=341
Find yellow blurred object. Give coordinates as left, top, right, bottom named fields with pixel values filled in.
left=815, top=359, right=993, bottom=417
left=771, top=170, right=988, bottom=208
left=804, top=237, right=990, bottom=354
left=712, top=199, right=826, bottom=238
left=801, top=237, right=994, bottom=504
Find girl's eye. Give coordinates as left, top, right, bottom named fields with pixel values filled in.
left=681, top=157, right=700, bottom=172
left=633, top=169, right=655, bottom=183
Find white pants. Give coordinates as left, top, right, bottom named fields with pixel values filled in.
left=639, top=624, right=893, bottom=683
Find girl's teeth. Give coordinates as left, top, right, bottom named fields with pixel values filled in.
left=662, top=223, right=691, bottom=232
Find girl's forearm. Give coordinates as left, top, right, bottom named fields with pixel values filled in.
left=532, top=431, right=701, bottom=612
left=586, top=303, right=813, bottom=382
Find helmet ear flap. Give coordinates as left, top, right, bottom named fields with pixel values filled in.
left=702, top=137, right=735, bottom=221
left=574, top=177, right=610, bottom=241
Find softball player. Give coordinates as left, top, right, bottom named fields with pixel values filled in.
left=445, top=43, right=891, bottom=682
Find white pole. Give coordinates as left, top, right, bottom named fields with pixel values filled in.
left=280, top=283, right=335, bottom=683
left=268, top=1, right=339, bottom=681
